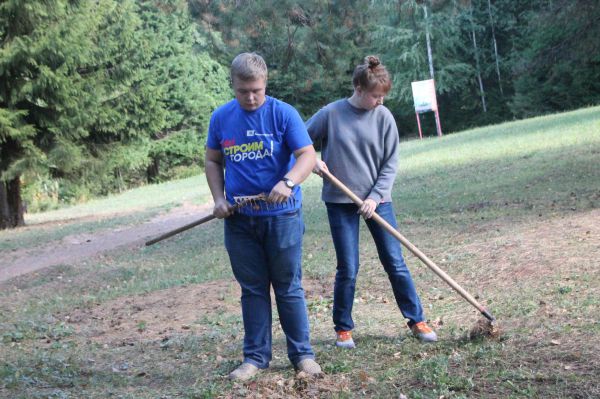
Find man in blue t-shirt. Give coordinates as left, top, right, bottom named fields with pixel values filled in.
left=205, top=52, right=321, bottom=380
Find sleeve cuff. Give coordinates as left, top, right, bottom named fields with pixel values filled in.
left=367, top=192, right=382, bottom=204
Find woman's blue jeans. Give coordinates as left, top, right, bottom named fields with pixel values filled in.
left=326, top=202, right=426, bottom=332
left=224, top=210, right=315, bottom=369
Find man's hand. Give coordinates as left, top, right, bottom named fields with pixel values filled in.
left=213, top=197, right=234, bottom=219
left=268, top=180, right=292, bottom=203
left=312, top=160, right=329, bottom=177
left=358, top=198, right=377, bottom=219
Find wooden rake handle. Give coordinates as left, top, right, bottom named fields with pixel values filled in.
left=145, top=213, right=217, bottom=246
left=321, top=168, right=495, bottom=322
left=144, top=199, right=251, bottom=247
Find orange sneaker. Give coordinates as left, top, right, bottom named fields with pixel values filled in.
left=410, top=321, right=438, bottom=342
left=335, top=330, right=356, bottom=348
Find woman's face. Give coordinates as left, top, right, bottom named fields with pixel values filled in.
left=356, top=85, right=387, bottom=110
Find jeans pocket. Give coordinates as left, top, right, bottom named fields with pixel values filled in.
left=272, top=212, right=303, bottom=249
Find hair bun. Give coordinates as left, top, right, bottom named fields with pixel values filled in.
left=365, top=55, right=381, bottom=69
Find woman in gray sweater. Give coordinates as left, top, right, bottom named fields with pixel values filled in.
left=306, top=56, right=437, bottom=348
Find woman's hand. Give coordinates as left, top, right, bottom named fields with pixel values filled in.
left=358, top=198, right=377, bottom=219
left=312, top=160, right=329, bottom=177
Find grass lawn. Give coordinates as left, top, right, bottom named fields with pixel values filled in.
left=0, top=175, right=213, bottom=253
left=1, top=106, right=599, bottom=398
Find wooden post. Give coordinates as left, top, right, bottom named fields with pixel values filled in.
left=434, top=109, right=443, bottom=137
left=415, top=112, right=423, bottom=139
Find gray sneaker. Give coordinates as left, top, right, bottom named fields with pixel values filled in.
left=295, top=358, right=322, bottom=376
left=228, top=362, right=260, bottom=381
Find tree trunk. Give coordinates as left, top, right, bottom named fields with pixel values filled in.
left=0, top=177, right=25, bottom=230
left=487, top=0, right=504, bottom=95
left=0, top=182, right=9, bottom=228
left=423, top=4, right=435, bottom=79
left=147, top=157, right=160, bottom=183
left=471, top=29, right=487, bottom=113
left=470, top=7, right=487, bottom=113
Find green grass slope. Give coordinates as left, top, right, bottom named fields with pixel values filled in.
left=1, top=106, right=599, bottom=398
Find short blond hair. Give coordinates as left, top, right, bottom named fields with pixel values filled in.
left=231, top=52, right=268, bottom=82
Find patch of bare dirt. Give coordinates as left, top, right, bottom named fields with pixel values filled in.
left=446, top=208, right=599, bottom=285
left=64, top=280, right=240, bottom=346
left=62, top=278, right=332, bottom=347
left=0, top=202, right=212, bottom=282
left=224, top=373, right=358, bottom=399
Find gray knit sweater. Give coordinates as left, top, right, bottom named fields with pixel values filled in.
left=306, top=99, right=399, bottom=204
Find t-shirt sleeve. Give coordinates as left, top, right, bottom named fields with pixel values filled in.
left=305, top=106, right=329, bottom=141
left=206, top=112, right=222, bottom=150
left=283, top=106, right=313, bottom=151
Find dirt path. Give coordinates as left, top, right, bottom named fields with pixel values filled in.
left=0, top=203, right=213, bottom=283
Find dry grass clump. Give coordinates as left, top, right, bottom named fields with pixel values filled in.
left=469, top=318, right=503, bottom=340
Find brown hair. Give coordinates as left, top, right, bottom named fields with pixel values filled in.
left=231, top=52, right=268, bottom=82
left=352, top=55, right=392, bottom=93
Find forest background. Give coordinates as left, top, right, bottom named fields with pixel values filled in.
left=1, top=0, right=599, bottom=228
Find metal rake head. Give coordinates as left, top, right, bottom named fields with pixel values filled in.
left=233, top=193, right=297, bottom=213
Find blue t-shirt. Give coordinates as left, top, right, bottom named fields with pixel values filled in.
left=206, top=96, right=312, bottom=216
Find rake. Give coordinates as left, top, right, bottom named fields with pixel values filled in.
left=320, top=168, right=498, bottom=336
left=145, top=194, right=297, bottom=246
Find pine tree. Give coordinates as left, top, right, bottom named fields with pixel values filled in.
left=371, top=0, right=475, bottom=134
left=1, top=0, right=109, bottom=228
left=510, top=0, right=600, bottom=117
left=0, top=0, right=230, bottom=228
left=188, top=0, right=374, bottom=117
left=137, top=0, right=230, bottom=183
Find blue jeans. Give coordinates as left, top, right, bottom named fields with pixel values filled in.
left=326, top=202, right=426, bottom=332
left=224, top=210, right=315, bottom=369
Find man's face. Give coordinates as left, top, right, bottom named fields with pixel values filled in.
left=356, top=86, right=387, bottom=110
left=233, top=77, right=267, bottom=111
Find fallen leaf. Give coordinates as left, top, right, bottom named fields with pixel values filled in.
left=296, top=371, right=309, bottom=379
left=359, top=370, right=369, bottom=382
